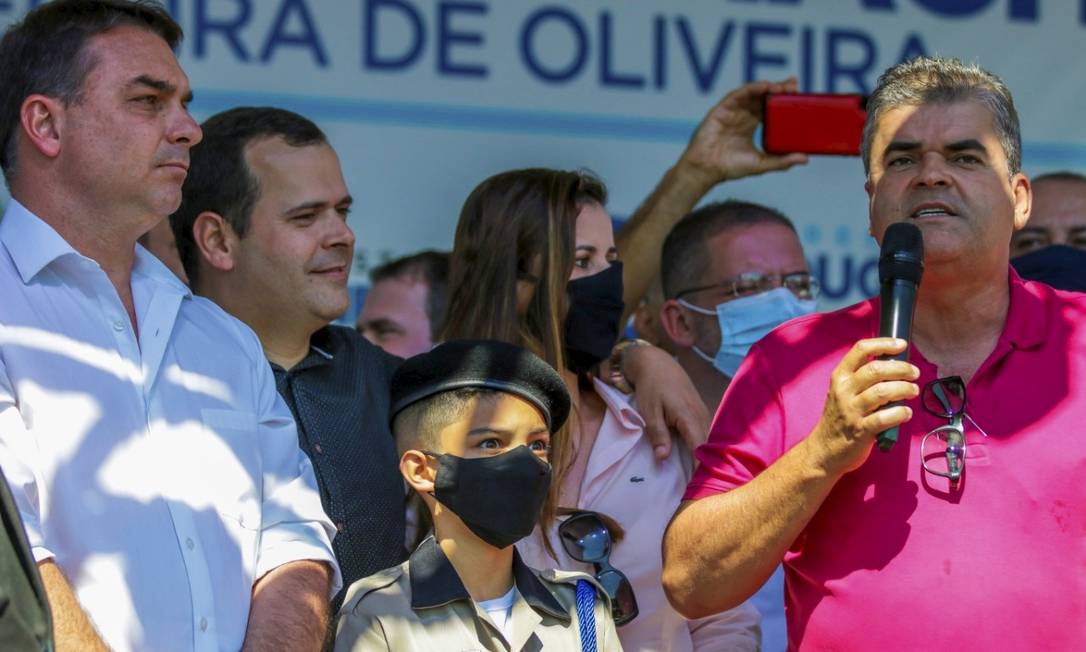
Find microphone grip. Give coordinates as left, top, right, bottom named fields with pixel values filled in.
left=875, top=280, right=917, bottom=452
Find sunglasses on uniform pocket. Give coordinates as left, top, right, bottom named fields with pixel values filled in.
left=558, top=510, right=639, bottom=626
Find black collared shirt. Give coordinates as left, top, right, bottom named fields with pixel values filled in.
left=271, top=326, right=407, bottom=601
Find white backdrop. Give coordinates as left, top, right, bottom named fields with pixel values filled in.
left=3, top=0, right=1085, bottom=311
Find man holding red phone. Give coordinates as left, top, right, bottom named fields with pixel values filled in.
left=663, top=56, right=1086, bottom=651
left=618, top=78, right=809, bottom=329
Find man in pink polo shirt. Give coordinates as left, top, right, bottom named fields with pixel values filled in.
left=662, top=56, right=1086, bottom=651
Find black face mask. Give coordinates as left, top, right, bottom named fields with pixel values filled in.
left=1011, top=245, right=1086, bottom=293
left=427, top=445, right=552, bottom=549
left=565, top=261, right=625, bottom=374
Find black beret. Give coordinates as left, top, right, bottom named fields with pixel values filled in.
left=389, top=339, right=571, bottom=433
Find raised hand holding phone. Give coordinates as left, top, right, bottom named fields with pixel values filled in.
left=762, top=93, right=867, bottom=156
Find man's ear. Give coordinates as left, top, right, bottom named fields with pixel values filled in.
left=1010, top=172, right=1032, bottom=232
left=192, top=211, right=239, bottom=273
left=400, top=450, right=436, bottom=495
left=864, top=176, right=877, bottom=238
left=660, top=299, right=698, bottom=348
left=19, top=94, right=64, bottom=160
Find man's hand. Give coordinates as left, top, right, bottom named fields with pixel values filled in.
left=808, top=338, right=920, bottom=477
left=616, top=78, right=807, bottom=315
left=663, top=339, right=919, bottom=617
left=622, top=344, right=710, bottom=459
left=677, top=78, right=810, bottom=189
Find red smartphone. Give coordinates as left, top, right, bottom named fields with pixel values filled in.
left=762, top=93, right=867, bottom=156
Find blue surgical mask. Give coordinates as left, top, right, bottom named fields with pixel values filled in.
left=679, top=287, right=817, bottom=377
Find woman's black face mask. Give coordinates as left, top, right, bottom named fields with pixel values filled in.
left=564, top=261, right=625, bottom=375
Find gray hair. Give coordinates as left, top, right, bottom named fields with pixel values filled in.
left=861, top=56, right=1021, bottom=177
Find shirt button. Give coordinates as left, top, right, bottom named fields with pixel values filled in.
left=313, top=444, right=323, bottom=455
left=199, top=617, right=208, bottom=632
left=185, top=537, right=194, bottom=550
left=336, top=522, right=346, bottom=533
left=112, top=320, right=125, bottom=332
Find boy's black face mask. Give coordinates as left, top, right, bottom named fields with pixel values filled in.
left=425, top=445, right=552, bottom=549
left=564, top=261, right=626, bottom=375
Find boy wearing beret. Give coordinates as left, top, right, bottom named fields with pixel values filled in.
left=334, top=339, right=621, bottom=651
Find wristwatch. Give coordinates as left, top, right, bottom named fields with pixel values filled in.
left=607, top=338, right=652, bottom=394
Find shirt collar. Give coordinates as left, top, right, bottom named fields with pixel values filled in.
left=0, top=199, right=83, bottom=284
left=591, top=377, right=646, bottom=431
left=0, top=199, right=191, bottom=299
left=271, top=327, right=336, bottom=374
left=1002, top=266, right=1047, bottom=350
left=863, top=266, right=1045, bottom=350
left=132, top=241, right=192, bottom=298
left=408, top=536, right=568, bottom=621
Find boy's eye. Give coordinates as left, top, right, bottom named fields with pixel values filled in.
left=529, top=439, right=549, bottom=452
left=478, top=438, right=501, bottom=450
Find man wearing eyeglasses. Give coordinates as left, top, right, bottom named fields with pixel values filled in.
left=658, top=200, right=818, bottom=413
left=657, top=200, right=816, bottom=652
left=663, top=56, right=1086, bottom=651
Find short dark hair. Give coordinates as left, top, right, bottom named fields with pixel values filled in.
left=392, top=388, right=501, bottom=458
left=170, top=106, right=327, bottom=287
left=0, top=0, right=182, bottom=186
left=370, top=250, right=451, bottom=340
left=660, top=199, right=797, bottom=299
left=1032, top=170, right=1086, bottom=185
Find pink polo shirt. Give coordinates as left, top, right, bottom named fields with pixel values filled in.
left=685, top=271, right=1086, bottom=651
left=519, top=379, right=761, bottom=652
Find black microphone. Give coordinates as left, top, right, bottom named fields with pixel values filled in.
left=876, top=222, right=924, bottom=452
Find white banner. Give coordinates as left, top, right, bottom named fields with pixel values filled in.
left=3, top=0, right=1085, bottom=309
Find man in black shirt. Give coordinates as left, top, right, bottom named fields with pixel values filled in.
left=171, top=106, right=714, bottom=608
left=170, top=108, right=408, bottom=601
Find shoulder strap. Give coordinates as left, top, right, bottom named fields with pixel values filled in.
left=574, top=579, right=598, bottom=652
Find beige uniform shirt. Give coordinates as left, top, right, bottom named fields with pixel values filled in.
left=334, top=537, right=622, bottom=651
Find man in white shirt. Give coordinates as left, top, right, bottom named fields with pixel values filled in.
left=0, top=2, right=339, bottom=650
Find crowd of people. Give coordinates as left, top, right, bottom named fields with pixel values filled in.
left=0, top=1, right=1084, bottom=651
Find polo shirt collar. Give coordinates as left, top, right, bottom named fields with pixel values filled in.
left=409, top=536, right=568, bottom=622
left=864, top=266, right=1045, bottom=350
left=1003, top=267, right=1047, bottom=350
left=271, top=327, right=336, bottom=374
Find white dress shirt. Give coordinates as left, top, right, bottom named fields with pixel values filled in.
left=0, top=200, right=341, bottom=652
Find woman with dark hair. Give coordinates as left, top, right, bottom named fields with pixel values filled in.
left=443, top=168, right=760, bottom=651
